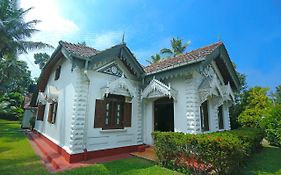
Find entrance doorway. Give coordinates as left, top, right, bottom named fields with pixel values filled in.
left=154, top=97, right=174, bottom=132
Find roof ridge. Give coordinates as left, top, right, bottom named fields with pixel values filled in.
left=59, top=40, right=99, bottom=51
left=145, top=41, right=223, bottom=68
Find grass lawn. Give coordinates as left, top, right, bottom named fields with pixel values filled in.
left=1, top=118, right=281, bottom=175
left=0, top=119, right=181, bottom=175
left=241, top=142, right=281, bottom=175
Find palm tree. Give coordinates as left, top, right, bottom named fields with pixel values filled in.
left=160, top=37, right=191, bottom=57
left=0, top=0, right=52, bottom=57
left=146, top=54, right=162, bottom=64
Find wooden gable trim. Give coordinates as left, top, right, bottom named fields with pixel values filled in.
left=201, top=44, right=240, bottom=91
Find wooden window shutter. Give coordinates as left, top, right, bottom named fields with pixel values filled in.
left=123, top=102, right=132, bottom=127
left=48, top=103, right=54, bottom=123
left=94, top=99, right=105, bottom=128
left=37, top=105, right=45, bottom=121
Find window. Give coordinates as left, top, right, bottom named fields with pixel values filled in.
left=218, top=105, right=224, bottom=129
left=37, top=105, right=46, bottom=121
left=200, top=101, right=209, bottom=131
left=48, top=101, right=58, bottom=124
left=54, top=66, right=61, bottom=80
left=94, top=94, right=132, bottom=129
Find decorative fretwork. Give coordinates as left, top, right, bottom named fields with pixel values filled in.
left=98, top=63, right=123, bottom=77
left=141, top=77, right=177, bottom=100
left=198, top=76, right=223, bottom=104
left=101, top=74, right=136, bottom=98
left=37, top=92, right=47, bottom=105
left=222, top=82, right=235, bottom=102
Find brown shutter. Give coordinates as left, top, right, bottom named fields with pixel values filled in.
left=94, top=99, right=105, bottom=128
left=37, top=105, right=46, bottom=121
left=123, top=102, right=132, bottom=127
left=48, top=103, right=54, bottom=123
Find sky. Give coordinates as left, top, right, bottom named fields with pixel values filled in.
left=19, top=0, right=281, bottom=90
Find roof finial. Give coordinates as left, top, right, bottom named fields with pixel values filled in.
left=121, top=32, right=125, bottom=44
left=217, top=34, right=222, bottom=41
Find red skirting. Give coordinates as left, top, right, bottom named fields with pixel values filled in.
left=33, top=130, right=142, bottom=163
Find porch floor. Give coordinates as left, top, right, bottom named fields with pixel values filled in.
left=130, top=146, right=157, bottom=162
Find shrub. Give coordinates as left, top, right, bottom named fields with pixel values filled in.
left=0, top=92, right=24, bottom=120
left=152, top=128, right=263, bottom=175
left=263, top=104, right=281, bottom=147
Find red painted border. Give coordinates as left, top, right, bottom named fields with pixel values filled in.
left=34, top=130, right=143, bottom=163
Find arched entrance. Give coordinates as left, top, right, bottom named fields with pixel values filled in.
left=154, top=97, right=174, bottom=132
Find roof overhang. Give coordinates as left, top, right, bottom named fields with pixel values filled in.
left=88, top=44, right=145, bottom=79
left=201, top=44, right=241, bottom=91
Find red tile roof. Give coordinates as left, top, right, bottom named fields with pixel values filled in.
left=144, top=42, right=223, bottom=74
left=59, top=41, right=99, bottom=58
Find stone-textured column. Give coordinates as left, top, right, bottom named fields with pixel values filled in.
left=136, top=89, right=143, bottom=144
left=68, top=68, right=89, bottom=154
left=185, top=79, right=201, bottom=134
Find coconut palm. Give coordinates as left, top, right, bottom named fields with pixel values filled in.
left=146, top=54, right=162, bottom=64
left=0, top=0, right=52, bottom=57
left=160, top=37, right=191, bottom=57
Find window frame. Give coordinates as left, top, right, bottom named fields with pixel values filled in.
left=103, top=94, right=125, bottom=130
left=47, top=101, right=58, bottom=124
left=218, top=105, right=224, bottom=129
left=200, top=100, right=209, bottom=132
left=54, top=66, right=61, bottom=80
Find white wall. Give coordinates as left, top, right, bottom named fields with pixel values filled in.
left=85, top=62, right=142, bottom=151
left=35, top=58, right=77, bottom=151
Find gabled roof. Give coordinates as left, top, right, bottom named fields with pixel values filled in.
left=59, top=41, right=99, bottom=58
left=144, top=42, right=222, bottom=74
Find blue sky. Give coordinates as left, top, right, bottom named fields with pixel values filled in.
left=20, top=0, right=281, bottom=90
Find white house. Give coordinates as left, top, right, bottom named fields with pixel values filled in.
left=34, top=41, right=240, bottom=163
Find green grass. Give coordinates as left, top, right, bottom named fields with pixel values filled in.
left=241, top=142, right=281, bottom=175
left=1, top=118, right=281, bottom=175
left=0, top=119, right=181, bottom=175
left=0, top=119, right=48, bottom=175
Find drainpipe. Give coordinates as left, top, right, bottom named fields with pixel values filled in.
left=82, top=59, right=90, bottom=160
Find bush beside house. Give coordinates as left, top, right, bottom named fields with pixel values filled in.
left=0, top=92, right=24, bottom=121
left=152, top=128, right=264, bottom=175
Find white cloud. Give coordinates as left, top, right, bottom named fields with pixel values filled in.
left=89, top=31, right=124, bottom=50
left=18, top=0, right=80, bottom=78
left=20, top=0, right=79, bottom=34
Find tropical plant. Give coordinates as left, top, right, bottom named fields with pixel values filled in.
left=0, top=92, right=24, bottom=120
left=34, top=52, right=50, bottom=69
left=0, top=0, right=52, bottom=57
left=238, top=86, right=271, bottom=128
left=271, top=85, right=281, bottom=105
left=160, top=37, right=191, bottom=57
left=146, top=54, right=162, bottom=64
left=229, top=62, right=247, bottom=129
left=0, top=53, right=33, bottom=94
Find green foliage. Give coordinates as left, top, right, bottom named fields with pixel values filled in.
left=34, top=52, right=50, bottom=69
left=0, top=92, right=24, bottom=120
left=160, top=37, right=191, bottom=57
left=271, top=85, right=281, bottom=105
left=229, top=62, right=247, bottom=129
left=263, top=104, right=281, bottom=147
left=29, top=116, right=35, bottom=130
left=146, top=54, right=162, bottom=64
left=0, top=54, right=33, bottom=94
left=152, top=128, right=264, bottom=175
left=238, top=87, right=271, bottom=128
left=0, top=0, right=53, bottom=57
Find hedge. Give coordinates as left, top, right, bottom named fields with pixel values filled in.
left=152, top=128, right=264, bottom=175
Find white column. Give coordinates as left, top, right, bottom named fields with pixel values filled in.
left=68, top=68, right=89, bottom=154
